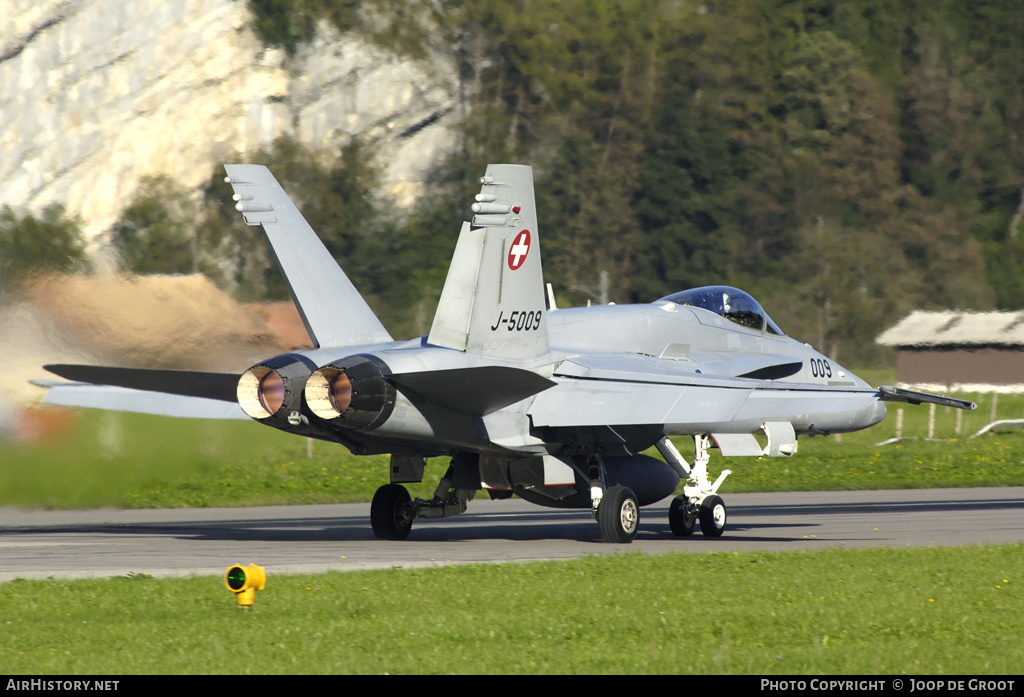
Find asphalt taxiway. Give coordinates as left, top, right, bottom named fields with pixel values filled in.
left=1, top=487, right=1021, bottom=581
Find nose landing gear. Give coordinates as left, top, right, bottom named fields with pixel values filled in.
left=658, top=435, right=731, bottom=538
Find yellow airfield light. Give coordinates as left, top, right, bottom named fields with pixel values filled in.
left=224, top=563, right=266, bottom=609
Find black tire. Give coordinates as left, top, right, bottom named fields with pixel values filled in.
left=371, top=484, right=412, bottom=541
left=598, top=485, right=639, bottom=543
left=668, top=495, right=695, bottom=536
left=699, top=495, right=727, bottom=537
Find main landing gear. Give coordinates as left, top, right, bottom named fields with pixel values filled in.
left=369, top=441, right=731, bottom=543
left=369, top=484, right=413, bottom=540
left=596, top=485, right=640, bottom=543
left=657, top=435, right=731, bottom=538
left=571, top=455, right=641, bottom=544
left=369, top=463, right=475, bottom=541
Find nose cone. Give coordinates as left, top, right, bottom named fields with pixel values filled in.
left=870, top=400, right=889, bottom=427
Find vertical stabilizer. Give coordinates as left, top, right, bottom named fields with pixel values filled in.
left=428, top=165, right=550, bottom=362
left=224, top=165, right=392, bottom=349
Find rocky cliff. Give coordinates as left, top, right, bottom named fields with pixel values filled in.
left=0, top=0, right=461, bottom=244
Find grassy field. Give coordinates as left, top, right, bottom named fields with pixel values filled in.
left=2, top=382, right=1023, bottom=509
left=2, top=378, right=1022, bottom=675
left=0, top=408, right=427, bottom=509
left=1, top=544, right=1020, bottom=674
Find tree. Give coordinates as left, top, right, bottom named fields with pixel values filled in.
left=0, top=204, right=88, bottom=292
left=634, top=3, right=789, bottom=301
left=126, top=0, right=1024, bottom=360
left=110, top=176, right=200, bottom=276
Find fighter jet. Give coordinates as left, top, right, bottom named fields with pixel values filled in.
left=40, top=164, right=976, bottom=543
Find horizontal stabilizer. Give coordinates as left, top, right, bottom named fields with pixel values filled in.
left=389, top=366, right=557, bottom=417
left=45, top=364, right=239, bottom=403
left=877, top=385, right=976, bottom=410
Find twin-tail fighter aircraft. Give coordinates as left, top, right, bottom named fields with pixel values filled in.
left=40, top=164, right=976, bottom=543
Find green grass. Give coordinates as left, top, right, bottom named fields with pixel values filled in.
left=719, top=437, right=1024, bottom=492
left=3, top=381, right=1021, bottom=676
left=0, top=410, right=438, bottom=509
left=1, top=544, right=1020, bottom=674
left=710, top=385, right=1024, bottom=492
left=2, top=387, right=1024, bottom=509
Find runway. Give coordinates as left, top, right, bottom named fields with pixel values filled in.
left=1, top=487, right=1021, bottom=582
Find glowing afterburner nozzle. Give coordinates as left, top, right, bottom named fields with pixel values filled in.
left=304, top=356, right=395, bottom=431
left=237, top=366, right=286, bottom=419
left=306, top=367, right=348, bottom=418
left=260, top=371, right=285, bottom=413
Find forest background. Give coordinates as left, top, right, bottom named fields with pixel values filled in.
left=3, top=0, right=1023, bottom=367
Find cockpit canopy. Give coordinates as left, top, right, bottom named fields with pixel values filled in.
left=658, top=286, right=785, bottom=336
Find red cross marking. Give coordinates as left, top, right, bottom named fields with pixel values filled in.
left=508, top=230, right=531, bottom=270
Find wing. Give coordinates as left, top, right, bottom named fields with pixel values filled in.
left=224, top=164, right=392, bottom=349
left=37, top=381, right=248, bottom=420
left=37, top=365, right=248, bottom=420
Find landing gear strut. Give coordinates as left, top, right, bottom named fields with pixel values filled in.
left=658, top=435, right=731, bottom=538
